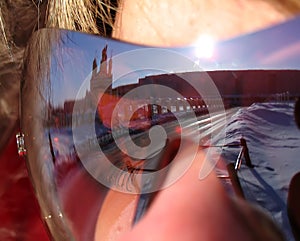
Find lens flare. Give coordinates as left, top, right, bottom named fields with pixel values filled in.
left=194, top=34, right=215, bottom=59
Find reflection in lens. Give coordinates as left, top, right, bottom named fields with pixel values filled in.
left=294, top=97, right=300, bottom=128
left=20, top=24, right=300, bottom=241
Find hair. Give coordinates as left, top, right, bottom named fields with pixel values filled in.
left=0, top=0, right=118, bottom=150
left=264, top=0, right=300, bottom=15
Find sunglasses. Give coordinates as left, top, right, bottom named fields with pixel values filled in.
left=18, top=15, right=300, bottom=241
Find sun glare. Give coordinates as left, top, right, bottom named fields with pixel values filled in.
left=194, top=34, right=215, bottom=59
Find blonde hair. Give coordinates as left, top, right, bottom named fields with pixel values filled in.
left=45, top=0, right=117, bottom=34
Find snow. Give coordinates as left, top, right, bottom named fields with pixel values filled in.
left=214, top=102, right=300, bottom=241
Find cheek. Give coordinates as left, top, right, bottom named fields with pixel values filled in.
left=94, top=190, right=138, bottom=241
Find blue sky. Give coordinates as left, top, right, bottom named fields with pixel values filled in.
left=49, top=15, right=300, bottom=106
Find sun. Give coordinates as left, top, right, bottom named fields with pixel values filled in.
left=194, top=34, right=215, bottom=59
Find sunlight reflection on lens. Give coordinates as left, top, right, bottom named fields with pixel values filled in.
left=194, top=34, right=215, bottom=59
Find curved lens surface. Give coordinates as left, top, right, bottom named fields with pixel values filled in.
left=21, top=16, right=300, bottom=241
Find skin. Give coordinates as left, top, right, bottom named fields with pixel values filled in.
left=95, top=143, right=284, bottom=241
left=95, top=1, right=292, bottom=240
left=112, top=0, right=289, bottom=46
left=117, top=149, right=283, bottom=241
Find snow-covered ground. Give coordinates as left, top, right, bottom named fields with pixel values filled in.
left=213, top=102, right=300, bottom=241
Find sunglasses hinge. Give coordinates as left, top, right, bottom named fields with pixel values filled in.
left=16, top=132, right=27, bottom=157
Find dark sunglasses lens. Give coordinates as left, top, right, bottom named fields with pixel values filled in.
left=21, top=16, right=300, bottom=241
left=21, top=29, right=211, bottom=240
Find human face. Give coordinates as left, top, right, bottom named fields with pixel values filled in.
left=19, top=2, right=300, bottom=241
